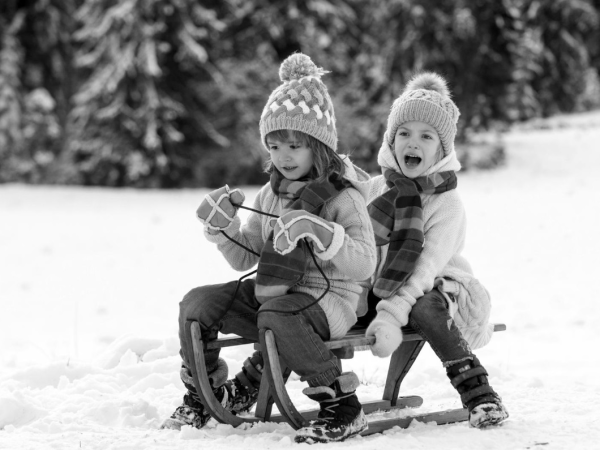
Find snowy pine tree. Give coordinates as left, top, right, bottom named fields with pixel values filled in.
left=2, top=0, right=599, bottom=185
left=0, top=12, right=25, bottom=182
left=68, top=0, right=235, bottom=187
left=0, top=1, right=77, bottom=183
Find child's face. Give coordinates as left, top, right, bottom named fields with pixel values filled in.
left=267, top=132, right=314, bottom=180
left=393, top=121, right=443, bottom=178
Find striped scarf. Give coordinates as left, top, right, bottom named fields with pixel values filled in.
left=255, top=169, right=352, bottom=303
left=368, top=168, right=457, bottom=298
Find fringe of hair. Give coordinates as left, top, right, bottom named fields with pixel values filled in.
left=264, top=130, right=345, bottom=182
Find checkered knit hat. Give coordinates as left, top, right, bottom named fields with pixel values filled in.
left=260, top=53, right=337, bottom=151
left=384, top=72, right=460, bottom=156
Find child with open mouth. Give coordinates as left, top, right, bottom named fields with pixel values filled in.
left=363, top=72, right=509, bottom=429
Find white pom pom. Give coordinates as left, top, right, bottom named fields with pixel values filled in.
left=279, top=53, right=326, bottom=82
left=405, top=72, right=450, bottom=97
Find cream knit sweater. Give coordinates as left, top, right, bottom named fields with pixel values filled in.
left=367, top=143, right=493, bottom=349
left=204, top=157, right=376, bottom=339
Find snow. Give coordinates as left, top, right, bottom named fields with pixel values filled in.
left=2, top=111, right=600, bottom=449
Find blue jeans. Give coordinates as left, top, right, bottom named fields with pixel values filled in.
left=408, top=289, right=473, bottom=366
left=358, top=289, right=473, bottom=367
left=178, top=278, right=341, bottom=387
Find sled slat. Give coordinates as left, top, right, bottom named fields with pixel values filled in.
left=255, top=395, right=424, bottom=423
left=210, top=324, right=506, bottom=351
left=205, top=335, right=254, bottom=349
left=361, top=408, right=469, bottom=436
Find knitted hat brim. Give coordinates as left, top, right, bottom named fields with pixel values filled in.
left=386, top=97, right=457, bottom=155
left=260, top=115, right=338, bottom=152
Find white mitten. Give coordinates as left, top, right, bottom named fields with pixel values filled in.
left=272, top=210, right=341, bottom=257
left=366, top=314, right=404, bottom=358
left=196, top=185, right=245, bottom=231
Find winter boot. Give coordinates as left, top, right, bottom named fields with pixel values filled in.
left=295, top=372, right=368, bottom=443
left=160, top=357, right=229, bottom=430
left=226, top=351, right=263, bottom=414
left=447, top=356, right=509, bottom=428
left=161, top=353, right=264, bottom=430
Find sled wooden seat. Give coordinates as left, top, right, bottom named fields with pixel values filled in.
left=185, top=320, right=506, bottom=434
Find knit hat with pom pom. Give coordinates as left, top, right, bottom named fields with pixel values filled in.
left=384, top=72, right=460, bottom=156
left=260, top=53, right=337, bottom=151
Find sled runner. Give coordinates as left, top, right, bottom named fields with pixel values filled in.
left=185, top=320, right=506, bottom=434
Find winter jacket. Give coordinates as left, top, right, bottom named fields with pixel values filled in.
left=366, top=143, right=493, bottom=349
left=204, top=156, right=376, bottom=339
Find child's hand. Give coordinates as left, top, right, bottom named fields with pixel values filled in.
left=196, top=185, right=245, bottom=231
left=272, top=210, right=336, bottom=255
left=366, top=315, right=403, bottom=358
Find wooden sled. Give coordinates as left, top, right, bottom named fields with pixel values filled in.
left=185, top=320, right=506, bottom=435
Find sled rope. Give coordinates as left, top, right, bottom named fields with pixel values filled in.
left=217, top=203, right=331, bottom=319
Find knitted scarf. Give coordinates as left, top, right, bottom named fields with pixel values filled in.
left=368, top=168, right=457, bottom=298
left=255, top=169, right=352, bottom=303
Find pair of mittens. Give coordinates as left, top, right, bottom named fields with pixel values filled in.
left=272, top=210, right=335, bottom=255
left=196, top=185, right=245, bottom=231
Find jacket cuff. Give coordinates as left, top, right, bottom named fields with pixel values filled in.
left=373, top=310, right=403, bottom=328
left=376, top=299, right=412, bottom=327
left=314, top=222, right=345, bottom=261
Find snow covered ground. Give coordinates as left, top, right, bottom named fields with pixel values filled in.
left=1, top=111, right=600, bottom=449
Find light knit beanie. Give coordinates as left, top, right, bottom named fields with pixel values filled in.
left=384, top=72, right=460, bottom=156
left=259, top=53, right=337, bottom=152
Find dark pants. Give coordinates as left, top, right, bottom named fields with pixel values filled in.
left=178, top=278, right=341, bottom=387
left=358, top=289, right=473, bottom=367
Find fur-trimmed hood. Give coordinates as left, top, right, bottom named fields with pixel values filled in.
left=340, top=154, right=373, bottom=202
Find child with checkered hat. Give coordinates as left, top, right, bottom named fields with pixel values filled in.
left=162, top=54, right=376, bottom=443
left=362, top=72, right=509, bottom=428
